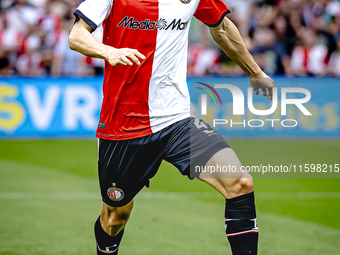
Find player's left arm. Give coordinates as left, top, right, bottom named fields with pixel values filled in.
left=209, top=17, right=275, bottom=100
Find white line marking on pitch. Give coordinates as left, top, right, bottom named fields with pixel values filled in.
left=0, top=191, right=340, bottom=200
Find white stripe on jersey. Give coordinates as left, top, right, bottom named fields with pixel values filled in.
left=148, top=0, right=201, bottom=133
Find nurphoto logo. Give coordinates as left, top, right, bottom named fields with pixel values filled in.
left=196, top=83, right=312, bottom=129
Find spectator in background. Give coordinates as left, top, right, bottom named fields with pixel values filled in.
left=274, top=15, right=297, bottom=55
left=0, top=56, right=13, bottom=75
left=251, top=27, right=291, bottom=75
left=50, top=0, right=104, bottom=76
left=51, top=15, right=85, bottom=76
left=51, top=0, right=89, bottom=76
left=326, top=0, right=340, bottom=39
left=187, top=25, right=219, bottom=76
left=15, top=25, right=53, bottom=76
left=328, top=36, right=340, bottom=76
left=0, top=10, right=23, bottom=72
left=291, top=28, right=329, bottom=76
left=39, top=0, right=63, bottom=49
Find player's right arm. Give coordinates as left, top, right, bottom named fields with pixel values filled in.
left=69, top=18, right=145, bottom=66
left=193, top=0, right=274, bottom=100
left=209, top=17, right=274, bottom=100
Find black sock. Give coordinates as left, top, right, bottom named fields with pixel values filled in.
left=225, top=192, right=259, bottom=255
left=94, top=216, right=125, bottom=255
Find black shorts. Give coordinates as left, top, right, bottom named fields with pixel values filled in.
left=98, top=117, right=230, bottom=207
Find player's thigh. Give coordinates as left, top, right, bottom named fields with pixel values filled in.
left=163, top=117, right=230, bottom=179
left=199, top=147, right=253, bottom=199
left=98, top=137, right=164, bottom=208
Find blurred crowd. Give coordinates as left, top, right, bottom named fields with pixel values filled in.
left=0, top=0, right=103, bottom=76
left=1, top=0, right=340, bottom=77
left=188, top=0, right=340, bottom=76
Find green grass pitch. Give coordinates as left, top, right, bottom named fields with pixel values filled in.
left=0, top=139, right=339, bottom=255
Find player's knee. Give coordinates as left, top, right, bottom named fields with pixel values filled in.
left=228, top=173, right=254, bottom=197
left=107, top=214, right=128, bottom=235
left=239, top=175, right=253, bottom=194
left=101, top=201, right=133, bottom=236
left=103, top=210, right=130, bottom=236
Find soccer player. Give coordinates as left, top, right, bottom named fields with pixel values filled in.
left=69, top=0, right=274, bottom=254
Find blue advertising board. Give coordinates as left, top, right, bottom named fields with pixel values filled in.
left=0, top=76, right=339, bottom=138
left=0, top=77, right=102, bottom=138
left=190, top=77, right=340, bottom=138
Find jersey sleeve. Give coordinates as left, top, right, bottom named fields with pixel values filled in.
left=74, top=0, right=113, bottom=32
left=194, top=0, right=230, bottom=27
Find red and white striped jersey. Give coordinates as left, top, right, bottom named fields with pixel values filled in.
left=75, top=0, right=229, bottom=140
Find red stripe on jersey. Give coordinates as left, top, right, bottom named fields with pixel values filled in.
left=97, top=0, right=159, bottom=140
left=194, top=0, right=229, bottom=27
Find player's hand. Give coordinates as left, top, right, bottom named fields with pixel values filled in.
left=249, top=71, right=275, bottom=100
left=105, top=46, right=146, bottom=66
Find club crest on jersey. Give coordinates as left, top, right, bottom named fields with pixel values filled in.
left=180, top=0, right=191, bottom=4
left=107, top=183, right=124, bottom=201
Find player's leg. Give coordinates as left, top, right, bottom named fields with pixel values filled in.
left=199, top=147, right=253, bottom=199
left=163, top=118, right=258, bottom=255
left=199, top=148, right=258, bottom=255
left=96, top=136, right=166, bottom=254
left=95, top=200, right=134, bottom=254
